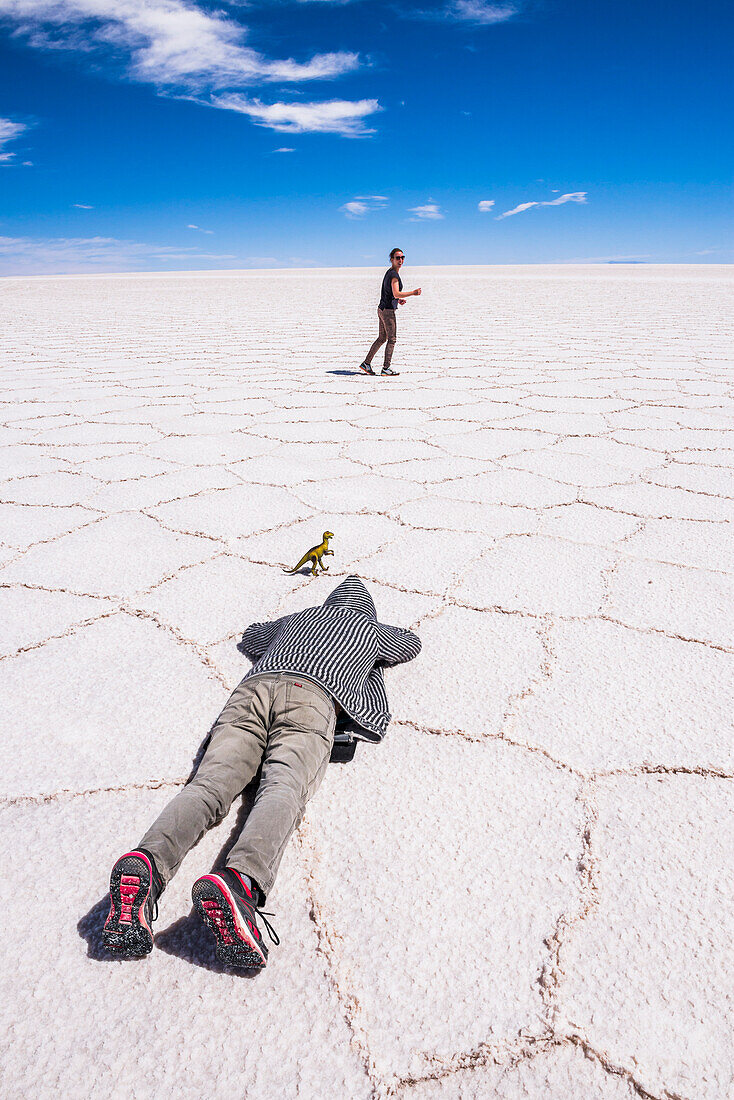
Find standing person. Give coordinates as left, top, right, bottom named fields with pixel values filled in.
left=102, top=576, right=421, bottom=970
left=359, top=247, right=422, bottom=377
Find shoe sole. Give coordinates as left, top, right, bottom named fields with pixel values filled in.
left=192, top=875, right=268, bottom=969
left=358, top=365, right=375, bottom=375
left=102, top=852, right=154, bottom=957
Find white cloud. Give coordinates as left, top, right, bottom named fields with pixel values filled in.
left=496, top=201, right=538, bottom=219
left=496, top=191, right=587, bottom=218
left=187, top=223, right=214, bottom=233
left=215, top=95, right=380, bottom=135
left=412, top=0, right=518, bottom=24
left=444, top=0, right=518, bottom=23
left=542, top=191, right=587, bottom=206
left=0, top=118, right=28, bottom=163
left=0, top=0, right=365, bottom=134
left=341, top=200, right=368, bottom=218
left=273, top=147, right=295, bottom=153
left=477, top=199, right=495, bottom=212
left=409, top=202, right=443, bottom=221
left=340, top=194, right=388, bottom=217
left=73, top=203, right=94, bottom=209
left=0, top=234, right=236, bottom=275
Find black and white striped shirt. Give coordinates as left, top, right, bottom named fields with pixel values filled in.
left=240, top=575, right=421, bottom=742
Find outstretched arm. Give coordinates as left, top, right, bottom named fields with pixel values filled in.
left=240, top=615, right=291, bottom=661
left=392, top=277, right=421, bottom=299
left=375, top=622, right=422, bottom=667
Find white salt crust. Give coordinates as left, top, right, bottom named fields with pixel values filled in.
left=0, top=264, right=732, bottom=1098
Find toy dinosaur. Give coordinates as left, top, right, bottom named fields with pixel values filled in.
left=283, top=531, right=335, bottom=577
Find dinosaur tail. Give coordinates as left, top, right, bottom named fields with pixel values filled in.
left=283, top=551, right=310, bottom=574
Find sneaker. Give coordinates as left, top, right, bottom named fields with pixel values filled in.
left=359, top=362, right=376, bottom=375
left=381, top=366, right=400, bottom=376
left=103, top=849, right=164, bottom=957
left=192, top=868, right=279, bottom=969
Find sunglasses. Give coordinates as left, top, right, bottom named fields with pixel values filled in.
left=394, top=254, right=405, bottom=260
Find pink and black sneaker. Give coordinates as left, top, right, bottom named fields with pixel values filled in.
left=191, top=868, right=279, bottom=969
left=102, top=849, right=164, bottom=957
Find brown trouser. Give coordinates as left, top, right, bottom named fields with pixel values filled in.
left=138, top=673, right=336, bottom=900
left=365, top=307, right=397, bottom=368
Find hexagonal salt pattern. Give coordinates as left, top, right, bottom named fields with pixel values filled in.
left=0, top=788, right=371, bottom=1100
left=301, top=729, right=583, bottom=1088
left=0, top=614, right=225, bottom=798
left=399, top=1043, right=638, bottom=1098
left=1, top=265, right=732, bottom=1098
left=555, top=775, right=734, bottom=1100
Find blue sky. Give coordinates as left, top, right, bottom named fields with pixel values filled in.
left=0, top=0, right=732, bottom=273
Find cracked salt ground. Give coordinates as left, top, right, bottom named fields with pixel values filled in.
left=0, top=264, right=733, bottom=1098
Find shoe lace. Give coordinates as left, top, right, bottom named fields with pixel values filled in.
left=254, top=906, right=280, bottom=947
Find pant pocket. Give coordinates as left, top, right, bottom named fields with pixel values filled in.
left=284, top=679, right=335, bottom=734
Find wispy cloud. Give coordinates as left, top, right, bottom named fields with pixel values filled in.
left=444, top=0, right=518, bottom=23
left=214, top=95, right=380, bottom=135
left=477, top=199, right=495, bottom=212
left=410, top=0, right=518, bottom=24
left=0, top=0, right=364, bottom=133
left=340, top=194, right=388, bottom=218
left=0, top=118, right=28, bottom=163
left=409, top=202, right=444, bottom=221
left=0, top=0, right=359, bottom=84
left=497, top=201, right=537, bottom=218
left=0, top=234, right=236, bottom=275
left=273, top=147, right=295, bottom=153
left=496, top=191, right=587, bottom=218
left=187, top=223, right=214, bottom=233
left=73, top=203, right=94, bottom=209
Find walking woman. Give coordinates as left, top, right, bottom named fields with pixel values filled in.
left=359, top=248, right=421, bottom=376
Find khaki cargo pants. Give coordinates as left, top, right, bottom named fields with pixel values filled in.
left=365, top=307, right=397, bottom=368
left=139, top=673, right=336, bottom=900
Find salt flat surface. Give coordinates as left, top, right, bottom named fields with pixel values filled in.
left=0, top=264, right=732, bottom=1099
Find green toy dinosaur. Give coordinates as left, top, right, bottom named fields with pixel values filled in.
left=283, top=531, right=335, bottom=577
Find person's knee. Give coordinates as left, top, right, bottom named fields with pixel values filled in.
left=260, top=770, right=308, bottom=815
left=187, top=773, right=234, bottom=823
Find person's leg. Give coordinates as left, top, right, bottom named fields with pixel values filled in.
left=226, top=675, right=336, bottom=900
left=137, top=676, right=273, bottom=886
left=383, top=309, right=397, bottom=369
left=364, top=309, right=387, bottom=366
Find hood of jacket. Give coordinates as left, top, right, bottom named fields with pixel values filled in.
left=322, top=575, right=377, bottom=620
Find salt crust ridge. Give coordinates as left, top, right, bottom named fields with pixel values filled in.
left=0, top=265, right=732, bottom=1098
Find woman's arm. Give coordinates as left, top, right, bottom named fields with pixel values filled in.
left=392, top=277, right=422, bottom=298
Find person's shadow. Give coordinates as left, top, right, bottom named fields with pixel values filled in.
left=326, top=369, right=363, bottom=376
left=77, top=729, right=264, bottom=976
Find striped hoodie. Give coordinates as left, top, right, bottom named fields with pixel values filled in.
left=240, top=575, right=421, bottom=742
